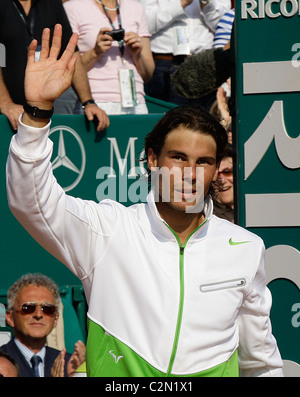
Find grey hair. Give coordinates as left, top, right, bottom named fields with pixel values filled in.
left=7, top=273, right=60, bottom=310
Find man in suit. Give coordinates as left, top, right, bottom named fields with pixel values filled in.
left=0, top=273, right=82, bottom=377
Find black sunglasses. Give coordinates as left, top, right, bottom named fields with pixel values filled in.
left=16, top=302, right=57, bottom=316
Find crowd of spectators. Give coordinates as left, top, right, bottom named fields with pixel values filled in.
left=0, top=0, right=234, bottom=123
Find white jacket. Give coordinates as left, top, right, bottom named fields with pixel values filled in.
left=6, top=119, right=283, bottom=377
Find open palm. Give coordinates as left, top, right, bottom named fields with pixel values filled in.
left=24, top=25, right=78, bottom=109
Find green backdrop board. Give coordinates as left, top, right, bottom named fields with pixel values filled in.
left=0, top=112, right=166, bottom=349
left=1, top=114, right=165, bottom=288
left=235, top=1, right=300, bottom=376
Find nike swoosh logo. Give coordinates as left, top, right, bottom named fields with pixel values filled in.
left=229, top=238, right=250, bottom=246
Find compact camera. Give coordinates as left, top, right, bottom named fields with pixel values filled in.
left=104, top=28, right=125, bottom=42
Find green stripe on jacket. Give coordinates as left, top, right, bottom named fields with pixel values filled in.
left=86, top=319, right=239, bottom=377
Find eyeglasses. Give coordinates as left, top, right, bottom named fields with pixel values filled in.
left=15, top=302, right=57, bottom=316
left=218, top=168, right=233, bottom=178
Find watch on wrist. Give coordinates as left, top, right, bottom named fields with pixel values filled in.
left=24, top=102, right=54, bottom=119
left=82, top=99, right=96, bottom=109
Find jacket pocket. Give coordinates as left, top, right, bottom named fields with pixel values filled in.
left=200, top=278, right=246, bottom=293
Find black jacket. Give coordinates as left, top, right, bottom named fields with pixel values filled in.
left=0, top=339, right=71, bottom=377
left=0, top=0, right=74, bottom=105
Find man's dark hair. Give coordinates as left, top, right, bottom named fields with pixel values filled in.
left=144, top=105, right=228, bottom=171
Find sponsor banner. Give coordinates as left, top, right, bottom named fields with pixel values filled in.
left=235, top=1, right=300, bottom=375
left=0, top=114, right=161, bottom=289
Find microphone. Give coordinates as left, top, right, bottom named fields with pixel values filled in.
left=171, top=48, right=231, bottom=98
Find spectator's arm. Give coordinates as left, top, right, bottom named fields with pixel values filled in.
left=0, top=67, right=23, bottom=130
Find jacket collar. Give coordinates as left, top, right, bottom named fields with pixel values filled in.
left=145, top=190, right=213, bottom=243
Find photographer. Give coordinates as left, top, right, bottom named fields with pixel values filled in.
left=64, top=0, right=155, bottom=115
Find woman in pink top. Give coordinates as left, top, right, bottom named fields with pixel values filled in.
left=64, top=0, right=155, bottom=114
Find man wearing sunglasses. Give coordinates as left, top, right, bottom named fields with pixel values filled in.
left=0, top=273, right=79, bottom=377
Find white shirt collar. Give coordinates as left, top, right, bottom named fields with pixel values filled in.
left=14, top=338, right=46, bottom=376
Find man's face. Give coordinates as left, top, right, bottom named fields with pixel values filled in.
left=148, top=127, right=218, bottom=215
left=216, top=157, right=234, bottom=208
left=6, top=285, right=58, bottom=345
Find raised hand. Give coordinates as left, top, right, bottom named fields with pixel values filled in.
left=24, top=24, right=78, bottom=111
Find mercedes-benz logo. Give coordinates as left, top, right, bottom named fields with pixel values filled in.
left=49, top=125, right=86, bottom=192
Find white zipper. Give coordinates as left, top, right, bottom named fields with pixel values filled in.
left=200, top=278, right=246, bottom=293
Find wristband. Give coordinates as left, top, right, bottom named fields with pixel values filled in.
left=82, top=99, right=96, bottom=108
left=24, top=102, right=54, bottom=119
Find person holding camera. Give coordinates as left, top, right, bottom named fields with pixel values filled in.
left=64, top=0, right=155, bottom=115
